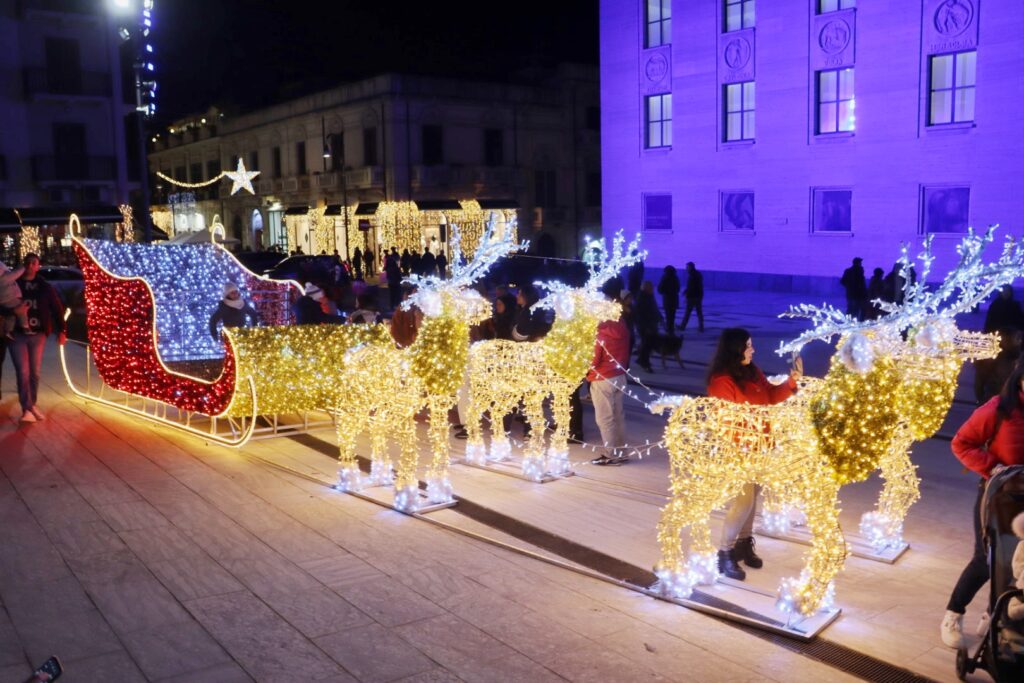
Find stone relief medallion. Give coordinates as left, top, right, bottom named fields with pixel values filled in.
left=723, top=38, right=751, bottom=70
left=818, top=19, right=852, bottom=54
left=934, top=0, right=974, bottom=36
left=645, top=53, right=669, bottom=83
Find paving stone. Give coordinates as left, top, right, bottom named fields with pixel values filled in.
left=148, top=556, right=246, bottom=602
left=95, top=499, right=170, bottom=531
left=119, top=617, right=232, bottom=680
left=260, top=584, right=373, bottom=639
left=12, top=607, right=122, bottom=665
left=0, top=663, right=32, bottom=683
left=334, top=576, right=446, bottom=628
left=46, top=519, right=127, bottom=560
left=394, top=563, right=485, bottom=607
left=219, top=554, right=322, bottom=598
left=82, top=577, right=191, bottom=634
left=456, top=652, right=566, bottom=683
left=157, top=660, right=255, bottom=682
left=474, top=609, right=591, bottom=665
left=1, top=576, right=95, bottom=624
left=315, top=623, right=436, bottom=683
left=17, top=482, right=102, bottom=531
left=118, top=525, right=207, bottom=563
left=395, top=613, right=517, bottom=675
left=185, top=591, right=347, bottom=682
left=73, top=480, right=143, bottom=507
left=64, top=649, right=147, bottom=682
left=393, top=669, right=462, bottom=683
left=544, top=642, right=670, bottom=683
left=0, top=608, right=27, bottom=668
left=64, top=548, right=152, bottom=587
left=298, top=552, right=386, bottom=588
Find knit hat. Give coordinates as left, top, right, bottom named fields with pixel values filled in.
left=222, top=282, right=244, bottom=309
left=304, top=282, right=324, bottom=301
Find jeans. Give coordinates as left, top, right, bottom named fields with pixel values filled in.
left=591, top=375, right=625, bottom=457
left=682, top=298, right=704, bottom=331
left=720, top=483, right=760, bottom=550
left=947, top=478, right=988, bottom=614
left=9, top=332, right=45, bottom=412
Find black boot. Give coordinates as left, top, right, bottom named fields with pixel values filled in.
left=717, top=550, right=746, bottom=581
left=734, top=537, right=763, bottom=569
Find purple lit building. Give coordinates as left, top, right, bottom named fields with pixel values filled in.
left=600, top=0, right=1024, bottom=291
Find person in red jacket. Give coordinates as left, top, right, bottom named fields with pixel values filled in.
left=588, top=281, right=632, bottom=465
left=707, top=327, right=802, bottom=580
left=941, top=357, right=1024, bottom=649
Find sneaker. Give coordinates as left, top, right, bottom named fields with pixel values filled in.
left=976, top=611, right=990, bottom=637
left=29, top=407, right=45, bottom=421
left=940, top=610, right=964, bottom=649
left=19, top=411, right=36, bottom=424
left=608, top=455, right=630, bottom=465
left=590, top=455, right=613, bottom=466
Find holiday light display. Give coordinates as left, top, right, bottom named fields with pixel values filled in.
left=333, top=219, right=523, bottom=510
left=155, top=158, right=259, bottom=196
left=465, top=232, right=641, bottom=479
left=84, top=238, right=296, bottom=361
left=653, top=229, right=1019, bottom=615
left=117, top=204, right=135, bottom=243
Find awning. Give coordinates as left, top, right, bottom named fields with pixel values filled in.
left=0, top=208, right=20, bottom=232
left=477, top=199, right=520, bottom=210
left=414, top=199, right=463, bottom=211
left=16, top=205, right=123, bottom=226
left=284, top=206, right=309, bottom=216
left=324, top=204, right=344, bottom=216
left=354, top=202, right=379, bottom=216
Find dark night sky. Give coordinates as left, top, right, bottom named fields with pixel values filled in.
left=155, top=0, right=599, bottom=123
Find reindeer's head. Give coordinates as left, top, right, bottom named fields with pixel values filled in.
left=403, top=213, right=526, bottom=326
left=534, top=230, right=644, bottom=325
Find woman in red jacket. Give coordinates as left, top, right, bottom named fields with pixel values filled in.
left=708, top=327, right=802, bottom=581
left=941, top=357, right=1024, bottom=649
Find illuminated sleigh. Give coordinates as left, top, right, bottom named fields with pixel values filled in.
left=61, top=216, right=389, bottom=446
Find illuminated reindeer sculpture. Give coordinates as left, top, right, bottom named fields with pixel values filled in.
left=652, top=228, right=1020, bottom=616
left=334, top=221, right=523, bottom=511
left=464, top=232, right=641, bottom=480
left=771, top=228, right=1019, bottom=550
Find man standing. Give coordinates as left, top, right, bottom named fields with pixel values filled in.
left=11, top=254, right=66, bottom=423
left=681, top=261, right=705, bottom=333
left=840, top=257, right=867, bottom=320
left=588, top=280, right=630, bottom=465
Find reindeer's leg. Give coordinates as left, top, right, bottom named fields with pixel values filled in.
left=777, top=470, right=847, bottom=616
left=367, top=413, right=394, bottom=487
left=425, top=396, right=454, bottom=503
left=545, top=384, right=572, bottom=476
left=488, top=401, right=513, bottom=462
left=334, top=407, right=363, bottom=492
left=655, top=466, right=726, bottom=597
left=464, top=386, right=487, bottom=466
left=520, top=392, right=547, bottom=481
left=861, top=429, right=918, bottom=550
left=393, top=412, right=420, bottom=513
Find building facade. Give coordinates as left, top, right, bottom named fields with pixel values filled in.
left=601, top=0, right=1024, bottom=291
left=0, top=0, right=139, bottom=260
left=148, top=66, right=600, bottom=260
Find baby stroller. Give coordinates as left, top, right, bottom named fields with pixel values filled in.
left=957, top=465, right=1024, bottom=681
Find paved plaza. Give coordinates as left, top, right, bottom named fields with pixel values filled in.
left=0, top=287, right=995, bottom=682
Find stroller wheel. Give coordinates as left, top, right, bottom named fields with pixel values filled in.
left=955, top=646, right=971, bottom=681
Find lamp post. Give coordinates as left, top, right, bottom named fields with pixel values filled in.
left=110, top=0, right=156, bottom=243
left=321, top=117, right=350, bottom=260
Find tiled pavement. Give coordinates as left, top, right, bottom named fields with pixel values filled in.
left=0, top=287, right=993, bottom=682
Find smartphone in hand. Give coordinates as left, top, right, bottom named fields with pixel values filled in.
left=27, top=656, right=62, bottom=683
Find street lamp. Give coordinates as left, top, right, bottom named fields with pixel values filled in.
left=321, top=117, right=349, bottom=258
left=109, top=0, right=156, bottom=242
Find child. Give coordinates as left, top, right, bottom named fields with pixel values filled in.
left=1009, top=511, right=1024, bottom=621
left=0, top=261, right=30, bottom=338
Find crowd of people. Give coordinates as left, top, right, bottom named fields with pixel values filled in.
left=839, top=256, right=919, bottom=320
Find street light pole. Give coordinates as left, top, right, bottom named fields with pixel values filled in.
left=134, top=53, right=152, bottom=243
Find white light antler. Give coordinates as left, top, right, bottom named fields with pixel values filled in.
left=777, top=226, right=1022, bottom=356
left=534, top=231, right=645, bottom=312
left=402, top=213, right=527, bottom=312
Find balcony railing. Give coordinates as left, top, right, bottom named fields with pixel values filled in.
left=32, top=155, right=116, bottom=182
left=23, top=68, right=111, bottom=98
left=345, top=166, right=384, bottom=188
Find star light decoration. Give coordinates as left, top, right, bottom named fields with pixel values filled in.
left=652, top=228, right=1018, bottom=616
left=464, top=231, right=642, bottom=480
left=155, top=158, right=259, bottom=196
left=332, top=217, right=525, bottom=511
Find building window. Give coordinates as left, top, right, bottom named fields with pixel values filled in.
left=720, top=191, right=754, bottom=231
left=483, top=129, right=504, bottom=167
left=725, top=0, right=755, bottom=32
left=586, top=171, right=601, bottom=207
left=422, top=125, right=444, bottom=166
left=44, top=37, right=82, bottom=94
left=812, top=188, right=852, bottom=233
left=329, top=133, right=344, bottom=171
left=206, top=160, right=220, bottom=182
left=817, top=68, right=855, bottom=134
left=248, top=151, right=259, bottom=172
left=295, top=141, right=307, bottom=175
left=535, top=169, right=557, bottom=208
left=363, top=127, right=378, bottom=166
left=724, top=82, right=755, bottom=141
left=645, top=93, right=672, bottom=149
left=646, top=0, right=672, bottom=48
left=643, top=193, right=672, bottom=231
left=189, top=162, right=202, bottom=182
left=272, top=147, right=282, bottom=178
left=819, top=0, right=855, bottom=12
left=922, top=186, right=970, bottom=234
left=929, top=51, right=976, bottom=125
